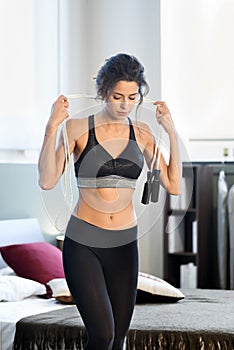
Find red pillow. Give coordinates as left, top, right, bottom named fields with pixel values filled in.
left=0, top=242, right=65, bottom=298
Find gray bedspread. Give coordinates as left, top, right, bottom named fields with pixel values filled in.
left=13, top=289, right=234, bottom=350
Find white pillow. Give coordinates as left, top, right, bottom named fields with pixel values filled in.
left=0, top=266, right=16, bottom=275
left=0, top=276, right=46, bottom=301
left=47, top=278, right=71, bottom=297
left=137, top=272, right=184, bottom=302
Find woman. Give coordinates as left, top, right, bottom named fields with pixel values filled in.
left=38, top=53, right=181, bottom=350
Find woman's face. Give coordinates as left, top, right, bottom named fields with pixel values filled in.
left=104, top=80, right=139, bottom=120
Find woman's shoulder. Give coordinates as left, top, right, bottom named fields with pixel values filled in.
left=66, top=115, right=89, bottom=126
left=66, top=116, right=90, bottom=139
left=132, top=119, right=154, bottom=144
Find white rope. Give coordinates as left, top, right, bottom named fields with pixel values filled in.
left=61, top=121, right=73, bottom=223
left=66, top=94, right=100, bottom=100
left=155, top=125, right=162, bottom=170
left=67, top=94, right=156, bottom=104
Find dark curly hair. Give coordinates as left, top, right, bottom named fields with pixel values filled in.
left=96, top=53, right=149, bottom=105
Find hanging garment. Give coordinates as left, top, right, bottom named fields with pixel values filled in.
left=227, top=184, right=234, bottom=289
left=217, top=170, right=228, bottom=289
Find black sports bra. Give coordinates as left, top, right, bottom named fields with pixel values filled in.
left=74, top=115, right=144, bottom=188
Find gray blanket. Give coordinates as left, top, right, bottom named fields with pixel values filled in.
left=13, top=289, right=234, bottom=350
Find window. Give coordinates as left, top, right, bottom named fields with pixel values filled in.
left=0, top=0, right=59, bottom=154
left=161, top=0, right=234, bottom=141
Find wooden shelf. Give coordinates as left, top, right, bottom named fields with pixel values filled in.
left=168, top=208, right=196, bottom=216
left=168, top=252, right=197, bottom=257
left=163, top=164, right=215, bottom=289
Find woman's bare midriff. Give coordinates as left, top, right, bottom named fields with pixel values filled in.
left=73, top=187, right=137, bottom=230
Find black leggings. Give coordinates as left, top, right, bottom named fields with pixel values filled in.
left=63, top=216, right=138, bottom=350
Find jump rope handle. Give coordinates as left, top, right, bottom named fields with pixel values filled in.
left=150, top=169, right=161, bottom=203
left=141, top=169, right=161, bottom=205
left=141, top=125, right=162, bottom=205
left=141, top=171, right=153, bottom=205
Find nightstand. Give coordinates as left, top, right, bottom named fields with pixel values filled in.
left=56, top=234, right=64, bottom=250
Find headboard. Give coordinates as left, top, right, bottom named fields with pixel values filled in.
left=0, top=218, right=44, bottom=268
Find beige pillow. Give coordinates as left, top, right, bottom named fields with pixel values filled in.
left=47, top=278, right=74, bottom=304
left=136, top=272, right=184, bottom=303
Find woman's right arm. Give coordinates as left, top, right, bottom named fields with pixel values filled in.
left=38, top=95, right=74, bottom=190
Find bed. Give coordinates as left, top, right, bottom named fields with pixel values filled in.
left=0, top=218, right=71, bottom=350
left=12, top=288, right=234, bottom=350
left=1, top=219, right=234, bottom=350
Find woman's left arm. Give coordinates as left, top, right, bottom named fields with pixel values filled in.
left=154, top=101, right=181, bottom=195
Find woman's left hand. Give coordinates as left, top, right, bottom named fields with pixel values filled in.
left=153, top=101, right=175, bottom=135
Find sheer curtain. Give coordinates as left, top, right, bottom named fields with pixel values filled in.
left=161, top=0, right=234, bottom=159
left=0, top=0, right=59, bottom=154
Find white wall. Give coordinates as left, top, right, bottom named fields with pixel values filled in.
left=59, top=0, right=161, bottom=98
left=85, top=0, right=161, bottom=99
left=59, top=0, right=88, bottom=94
left=0, top=163, right=57, bottom=243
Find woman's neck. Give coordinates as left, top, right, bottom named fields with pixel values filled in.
left=95, top=112, right=129, bottom=137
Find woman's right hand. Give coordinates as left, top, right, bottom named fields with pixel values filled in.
left=47, top=95, right=70, bottom=132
